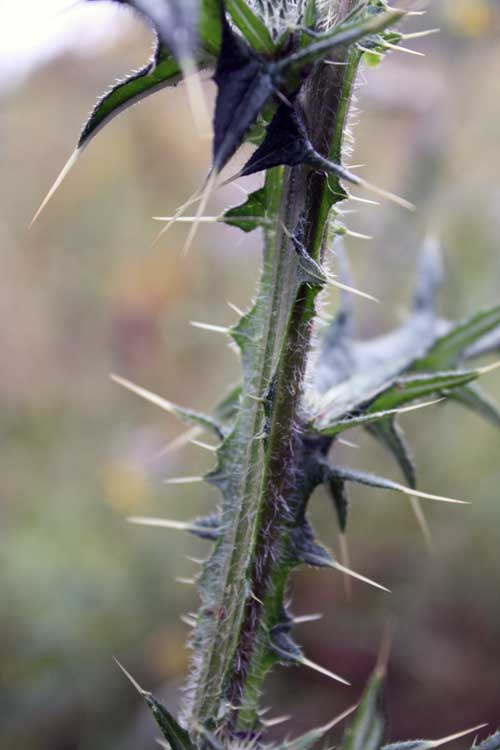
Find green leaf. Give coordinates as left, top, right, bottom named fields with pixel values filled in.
left=413, top=304, right=500, bottom=371
left=449, top=384, right=500, bottom=429
left=226, top=0, right=276, bottom=54
left=313, top=400, right=440, bottom=437
left=78, top=41, right=181, bottom=150
left=368, top=370, right=479, bottom=413
left=342, top=668, right=385, bottom=750
left=145, top=694, right=196, bottom=750
left=223, top=187, right=267, bottom=232
left=200, top=0, right=224, bottom=55
left=115, top=660, right=196, bottom=750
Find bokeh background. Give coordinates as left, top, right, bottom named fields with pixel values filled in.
left=1, top=1, right=500, bottom=748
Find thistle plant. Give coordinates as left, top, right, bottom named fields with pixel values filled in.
left=34, top=1, right=500, bottom=749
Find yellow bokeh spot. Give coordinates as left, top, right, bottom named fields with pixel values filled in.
left=102, top=460, right=151, bottom=512
left=448, top=0, right=493, bottom=36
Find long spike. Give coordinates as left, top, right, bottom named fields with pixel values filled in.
left=128, top=516, right=195, bottom=531
left=30, top=149, right=80, bottom=227
left=113, top=658, right=146, bottom=696
left=396, top=484, right=468, bottom=505
left=409, top=496, right=434, bottom=552
left=179, top=55, right=212, bottom=138
left=182, top=170, right=218, bottom=256
left=190, top=321, right=229, bottom=334
left=189, top=438, right=217, bottom=452
left=330, top=560, right=391, bottom=593
left=299, top=656, right=351, bottom=686
left=317, top=703, right=358, bottom=734
left=152, top=427, right=203, bottom=460
left=293, top=613, right=324, bottom=624
left=111, top=373, right=177, bottom=415
left=339, top=533, right=353, bottom=600
left=429, top=724, right=488, bottom=748
left=262, top=715, right=292, bottom=728
left=327, top=275, right=380, bottom=304
left=164, top=476, right=204, bottom=485
left=478, top=360, right=500, bottom=376
left=382, top=41, right=425, bottom=56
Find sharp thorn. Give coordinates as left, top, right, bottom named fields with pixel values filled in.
left=189, top=439, right=217, bottom=452
left=113, top=658, right=146, bottom=696
left=318, top=703, right=359, bottom=734
left=164, top=476, right=204, bottom=485
left=293, top=613, right=324, bottom=624
left=128, top=516, right=195, bottom=531
left=330, top=560, right=391, bottom=593
left=429, top=724, right=489, bottom=748
left=299, top=656, right=351, bottom=686
left=30, top=149, right=80, bottom=227
left=190, top=321, right=229, bottom=334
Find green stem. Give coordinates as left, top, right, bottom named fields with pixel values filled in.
left=186, top=4, right=361, bottom=739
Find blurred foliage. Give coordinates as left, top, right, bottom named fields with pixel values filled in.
left=1, top=4, right=500, bottom=750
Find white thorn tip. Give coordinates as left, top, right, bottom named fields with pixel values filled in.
left=430, top=724, right=488, bottom=748
left=293, top=613, right=324, bottom=624
left=30, top=149, right=80, bottom=227
left=331, top=561, right=391, bottom=593
left=319, top=703, right=358, bottom=733
left=128, top=516, right=193, bottom=531
left=190, top=321, right=229, bottom=334
left=300, top=657, right=351, bottom=686
left=113, top=658, right=145, bottom=695
left=164, top=476, right=204, bottom=485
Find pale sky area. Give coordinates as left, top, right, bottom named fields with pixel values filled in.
left=0, top=0, right=130, bottom=91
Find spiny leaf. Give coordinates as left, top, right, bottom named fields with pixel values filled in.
left=292, top=525, right=390, bottom=591
left=413, top=304, right=500, bottom=371
left=367, top=370, right=479, bottom=414
left=342, top=666, right=386, bottom=750
left=78, top=40, right=181, bottom=151
left=129, top=514, right=221, bottom=540
left=111, top=374, right=224, bottom=438
left=212, top=9, right=279, bottom=173
left=328, top=464, right=468, bottom=505
left=115, top=659, right=196, bottom=750
left=313, top=399, right=442, bottom=437
left=382, top=724, right=488, bottom=750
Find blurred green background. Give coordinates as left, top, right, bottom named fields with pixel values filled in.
left=1, top=2, right=500, bottom=748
